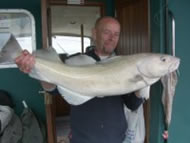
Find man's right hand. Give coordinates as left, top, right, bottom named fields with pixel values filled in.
left=15, top=50, right=35, bottom=73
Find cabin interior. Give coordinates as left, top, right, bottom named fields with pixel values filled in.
left=0, top=0, right=190, bottom=143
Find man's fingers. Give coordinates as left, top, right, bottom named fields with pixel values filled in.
left=23, top=55, right=35, bottom=72
left=14, top=50, right=35, bottom=73
left=23, top=50, right=30, bottom=55
left=15, top=50, right=29, bottom=63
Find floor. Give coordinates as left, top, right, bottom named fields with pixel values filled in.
left=56, top=116, right=70, bottom=143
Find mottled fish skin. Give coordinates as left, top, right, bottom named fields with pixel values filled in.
left=0, top=33, right=180, bottom=105
left=161, top=71, right=178, bottom=128
left=31, top=52, right=180, bottom=105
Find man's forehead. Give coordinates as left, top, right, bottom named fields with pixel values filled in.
left=99, top=21, right=120, bottom=30
left=101, top=18, right=119, bottom=25
left=101, top=22, right=120, bottom=31
left=96, top=17, right=119, bottom=27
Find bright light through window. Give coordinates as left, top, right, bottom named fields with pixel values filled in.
left=16, top=37, right=32, bottom=53
left=52, top=36, right=91, bottom=55
left=0, top=9, right=35, bottom=68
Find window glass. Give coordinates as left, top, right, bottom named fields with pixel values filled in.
left=52, top=35, right=91, bottom=55
left=0, top=9, right=36, bottom=68
left=51, top=5, right=100, bottom=55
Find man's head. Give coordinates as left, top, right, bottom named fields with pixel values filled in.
left=92, top=16, right=120, bottom=56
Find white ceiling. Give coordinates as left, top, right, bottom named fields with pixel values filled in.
left=51, top=5, right=101, bottom=37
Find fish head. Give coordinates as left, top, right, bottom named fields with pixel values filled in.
left=137, top=54, right=180, bottom=79
left=0, top=33, right=22, bottom=65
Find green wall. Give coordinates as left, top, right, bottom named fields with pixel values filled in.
left=0, top=0, right=114, bottom=122
left=150, top=0, right=165, bottom=142
left=0, top=0, right=45, bottom=121
left=150, top=0, right=190, bottom=143
left=167, top=0, right=190, bottom=142
left=88, top=0, right=114, bottom=16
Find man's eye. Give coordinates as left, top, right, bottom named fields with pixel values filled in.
left=114, top=33, right=119, bottom=37
left=104, top=30, right=110, bottom=34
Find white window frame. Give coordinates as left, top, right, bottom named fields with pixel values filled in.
left=0, top=9, right=36, bottom=51
left=0, top=9, right=36, bottom=68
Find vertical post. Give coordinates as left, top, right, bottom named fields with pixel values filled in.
left=165, top=0, right=169, bottom=54
left=41, top=0, right=49, bottom=49
left=81, top=24, right=84, bottom=53
left=41, top=0, right=57, bottom=143
left=44, top=92, right=57, bottom=143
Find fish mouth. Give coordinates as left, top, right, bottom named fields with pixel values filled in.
left=168, top=59, right=180, bottom=73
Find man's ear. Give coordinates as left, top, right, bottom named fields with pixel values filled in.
left=92, top=28, right=96, bottom=41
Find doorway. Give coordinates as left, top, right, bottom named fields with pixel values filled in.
left=48, top=2, right=104, bottom=143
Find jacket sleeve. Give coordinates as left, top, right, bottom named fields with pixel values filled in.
left=47, top=87, right=60, bottom=95
left=122, top=93, right=144, bottom=111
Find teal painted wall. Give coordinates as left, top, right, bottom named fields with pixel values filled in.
left=0, top=0, right=45, bottom=121
left=150, top=0, right=190, bottom=143
left=150, top=0, right=165, bottom=142
left=167, top=0, right=190, bottom=142
left=88, top=0, right=114, bottom=16
left=0, top=0, right=114, bottom=122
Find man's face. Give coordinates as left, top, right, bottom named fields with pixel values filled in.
left=93, top=19, right=120, bottom=56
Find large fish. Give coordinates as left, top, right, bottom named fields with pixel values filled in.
left=0, top=33, right=180, bottom=105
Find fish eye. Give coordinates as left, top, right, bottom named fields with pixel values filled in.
left=160, top=56, right=166, bottom=62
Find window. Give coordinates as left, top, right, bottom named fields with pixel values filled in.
left=52, top=35, right=91, bottom=55
left=0, top=9, right=36, bottom=68
left=51, top=5, right=100, bottom=55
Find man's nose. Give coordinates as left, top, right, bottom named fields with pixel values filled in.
left=108, top=34, right=114, bottom=41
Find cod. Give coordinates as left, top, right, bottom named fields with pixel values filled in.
left=0, top=33, right=180, bottom=105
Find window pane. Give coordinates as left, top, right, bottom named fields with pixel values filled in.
left=0, top=9, right=35, bottom=52
left=0, top=9, right=36, bottom=68
left=52, top=35, right=91, bottom=55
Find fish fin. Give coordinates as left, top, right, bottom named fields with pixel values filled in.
left=57, top=86, right=93, bottom=105
left=130, top=74, right=144, bottom=83
left=136, top=86, right=150, bottom=100
left=0, top=33, right=22, bottom=66
left=0, top=33, right=11, bottom=50
left=65, top=54, right=96, bottom=66
left=34, top=47, right=63, bottom=63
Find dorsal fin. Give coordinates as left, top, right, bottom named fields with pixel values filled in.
left=34, top=47, right=63, bottom=63
left=0, top=33, right=22, bottom=65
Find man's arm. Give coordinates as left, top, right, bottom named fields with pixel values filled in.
left=122, top=92, right=145, bottom=111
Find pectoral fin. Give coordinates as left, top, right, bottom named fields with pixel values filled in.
left=57, top=86, right=93, bottom=105
left=136, top=86, right=150, bottom=100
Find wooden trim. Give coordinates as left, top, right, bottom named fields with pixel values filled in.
left=49, top=0, right=103, bottom=6
left=41, top=0, right=49, bottom=49
left=49, top=0, right=105, bottom=16
left=41, top=0, right=56, bottom=143
left=44, top=93, right=57, bottom=143
left=115, top=0, right=139, bottom=9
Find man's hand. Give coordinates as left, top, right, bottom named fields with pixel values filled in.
left=15, top=50, right=35, bottom=73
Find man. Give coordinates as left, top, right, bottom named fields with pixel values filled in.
left=15, top=16, right=144, bottom=143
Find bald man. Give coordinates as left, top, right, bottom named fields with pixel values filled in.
left=15, top=16, right=144, bottom=143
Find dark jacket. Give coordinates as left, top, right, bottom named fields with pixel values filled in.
left=69, top=47, right=143, bottom=143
